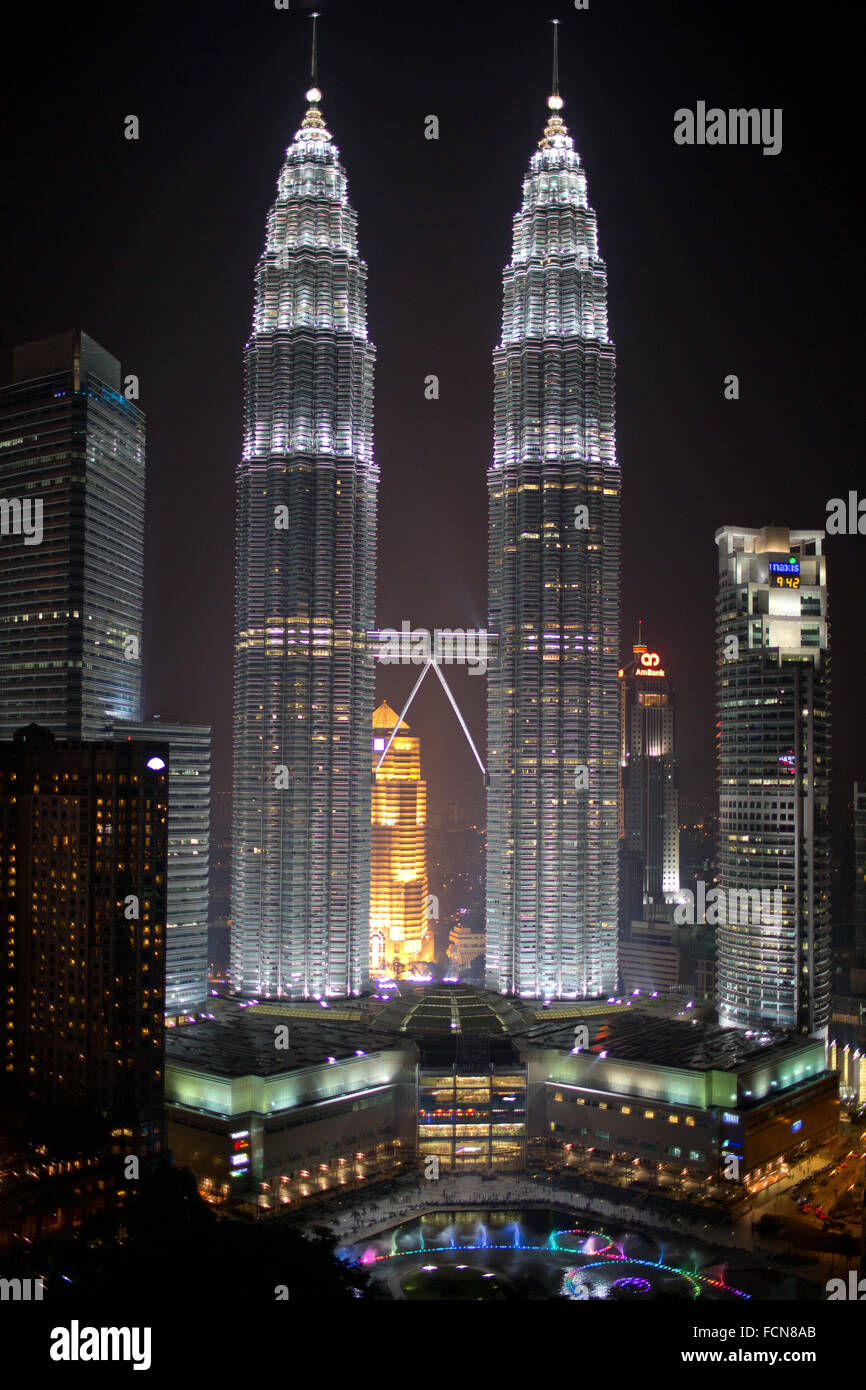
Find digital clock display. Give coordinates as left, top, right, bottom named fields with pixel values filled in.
left=769, top=557, right=800, bottom=589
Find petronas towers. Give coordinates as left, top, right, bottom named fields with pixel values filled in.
left=232, top=79, right=377, bottom=998
left=232, top=32, right=619, bottom=1001
left=486, top=89, right=620, bottom=998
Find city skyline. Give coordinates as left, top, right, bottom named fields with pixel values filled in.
left=0, top=0, right=863, bottom=1326
left=1, top=3, right=859, bottom=825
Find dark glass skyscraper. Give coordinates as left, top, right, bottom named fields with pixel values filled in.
left=232, top=79, right=377, bottom=998
left=0, top=331, right=144, bottom=739
left=715, top=524, right=831, bottom=1035
left=619, top=640, right=680, bottom=916
left=486, top=75, right=620, bottom=998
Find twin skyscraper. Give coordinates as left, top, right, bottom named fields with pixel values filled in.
left=230, top=25, right=621, bottom=1001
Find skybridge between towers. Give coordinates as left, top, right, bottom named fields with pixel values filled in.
left=367, top=627, right=496, bottom=785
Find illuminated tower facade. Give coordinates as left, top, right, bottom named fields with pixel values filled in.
left=715, top=525, right=831, bottom=1035
left=370, top=701, right=431, bottom=978
left=486, top=51, right=620, bottom=998
left=232, top=63, right=377, bottom=998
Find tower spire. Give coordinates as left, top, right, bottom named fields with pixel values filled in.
left=306, top=11, right=321, bottom=104
left=548, top=19, right=564, bottom=111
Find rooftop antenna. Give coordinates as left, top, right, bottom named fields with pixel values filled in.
left=548, top=19, right=564, bottom=110
left=307, top=12, right=321, bottom=102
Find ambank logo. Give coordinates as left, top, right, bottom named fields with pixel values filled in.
left=636, top=651, right=665, bottom=677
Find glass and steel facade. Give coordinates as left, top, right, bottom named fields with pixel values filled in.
left=486, top=96, right=620, bottom=998
left=0, top=331, right=145, bottom=739
left=619, top=644, right=680, bottom=905
left=715, top=525, right=831, bottom=1035
left=418, top=1068, right=527, bottom=1172
left=232, top=88, right=377, bottom=998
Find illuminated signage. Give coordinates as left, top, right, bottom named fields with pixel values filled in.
left=769, top=557, right=800, bottom=589
left=635, top=651, right=665, bottom=676
left=230, top=1131, right=251, bottom=1170
left=722, top=1112, right=739, bottom=1124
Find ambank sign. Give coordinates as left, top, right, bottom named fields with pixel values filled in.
left=636, top=651, right=665, bottom=676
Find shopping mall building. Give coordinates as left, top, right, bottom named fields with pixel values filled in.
left=165, top=986, right=838, bottom=1207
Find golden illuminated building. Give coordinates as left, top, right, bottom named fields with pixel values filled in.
left=370, top=701, right=431, bottom=977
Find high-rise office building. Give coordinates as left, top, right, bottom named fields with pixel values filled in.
left=370, top=701, right=431, bottom=977
left=619, top=639, right=680, bottom=911
left=486, top=60, right=620, bottom=998
left=0, top=332, right=209, bottom=1018
left=107, top=718, right=210, bottom=1015
left=617, top=639, right=684, bottom=994
left=0, top=723, right=167, bottom=1155
left=232, top=72, right=377, bottom=998
left=715, top=524, right=831, bottom=1035
left=0, top=331, right=144, bottom=739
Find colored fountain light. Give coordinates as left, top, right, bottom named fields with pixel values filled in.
left=346, top=1222, right=751, bottom=1301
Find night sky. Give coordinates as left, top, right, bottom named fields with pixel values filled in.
left=1, top=0, right=861, bottom=827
